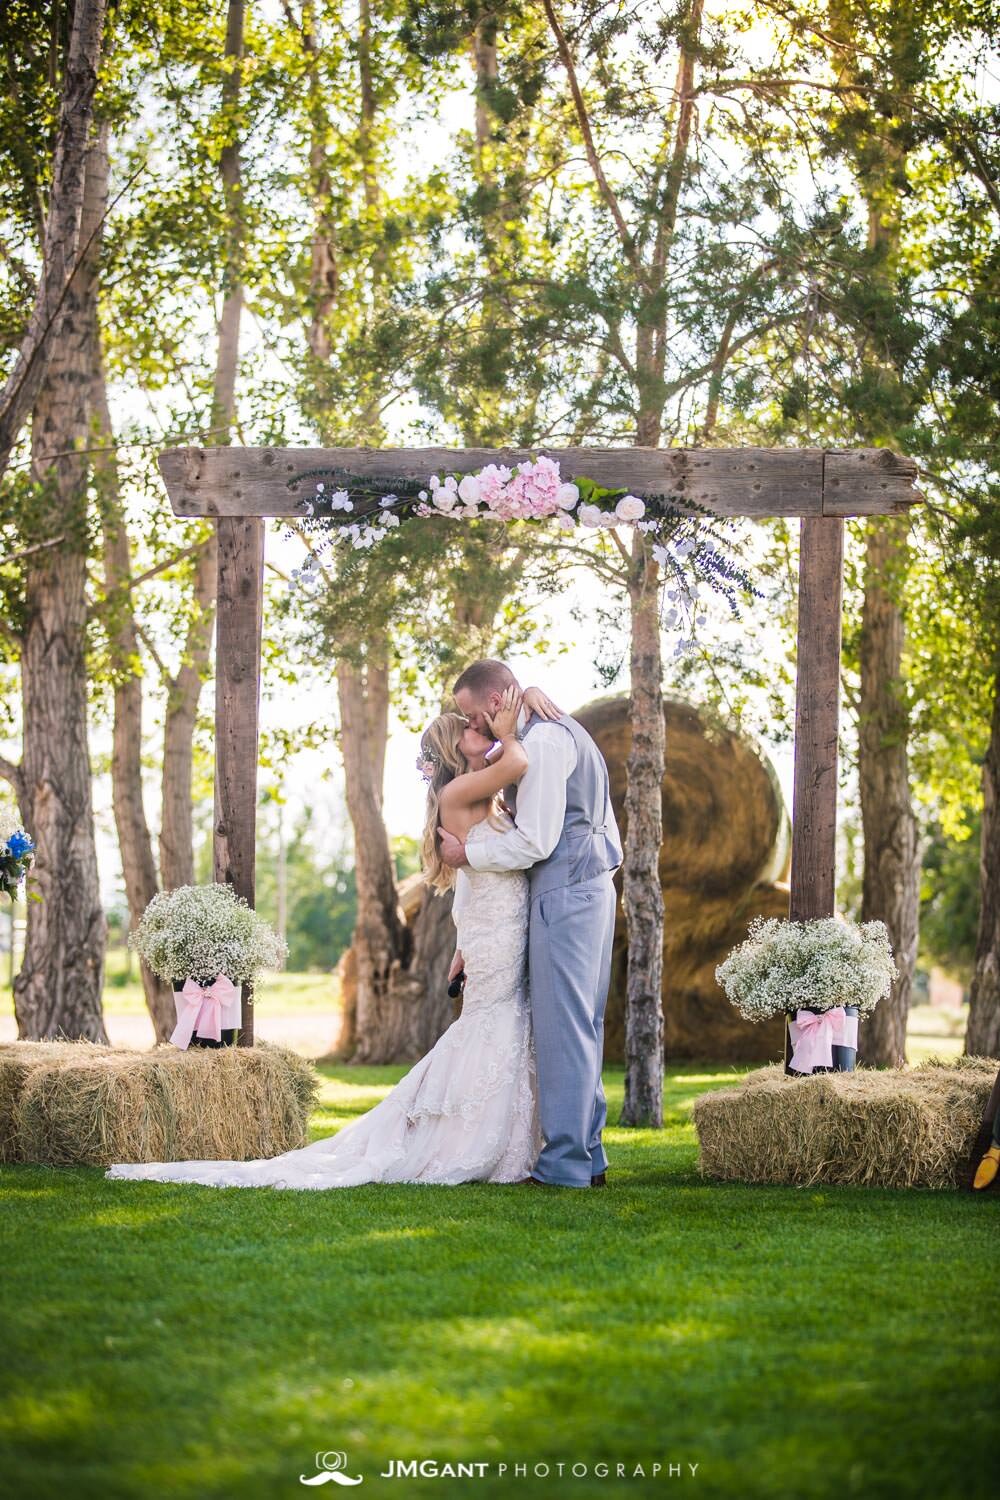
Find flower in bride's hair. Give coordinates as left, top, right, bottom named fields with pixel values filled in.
left=416, top=749, right=439, bottom=782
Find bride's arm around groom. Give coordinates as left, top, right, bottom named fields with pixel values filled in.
left=438, top=686, right=576, bottom=875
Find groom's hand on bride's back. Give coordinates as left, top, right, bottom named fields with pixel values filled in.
left=438, top=826, right=469, bottom=868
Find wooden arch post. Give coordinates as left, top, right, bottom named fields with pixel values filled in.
left=213, top=514, right=265, bottom=1046
left=786, top=512, right=845, bottom=1070
left=157, top=444, right=920, bottom=1049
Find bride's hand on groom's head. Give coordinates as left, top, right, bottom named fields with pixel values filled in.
left=484, top=683, right=522, bottom=741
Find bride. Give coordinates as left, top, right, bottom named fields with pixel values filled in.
left=105, top=684, right=554, bottom=1190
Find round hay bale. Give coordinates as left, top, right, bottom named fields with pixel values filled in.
left=692, top=1054, right=999, bottom=1190
left=0, top=1038, right=320, bottom=1167
left=574, top=693, right=791, bottom=1061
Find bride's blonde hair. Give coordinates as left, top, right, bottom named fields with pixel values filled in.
left=419, top=714, right=468, bottom=894
left=419, top=711, right=505, bottom=894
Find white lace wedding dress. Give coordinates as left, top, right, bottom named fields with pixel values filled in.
left=105, top=815, right=542, bottom=1189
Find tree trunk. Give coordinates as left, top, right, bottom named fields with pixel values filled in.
left=336, top=657, right=411, bottom=1063
left=856, top=517, right=919, bottom=1067
left=160, top=0, right=244, bottom=893
left=0, top=0, right=107, bottom=479
left=299, top=8, right=414, bottom=1060
left=14, top=134, right=107, bottom=1041
left=830, top=6, right=921, bottom=1068
left=620, top=541, right=665, bottom=1125
left=158, top=536, right=216, bottom=890
left=620, top=20, right=697, bottom=1112
left=966, top=662, right=1000, bottom=1057
left=84, top=119, right=174, bottom=1038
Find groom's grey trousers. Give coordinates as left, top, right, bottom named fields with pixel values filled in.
left=516, top=711, right=624, bottom=1188
left=528, top=871, right=617, bottom=1187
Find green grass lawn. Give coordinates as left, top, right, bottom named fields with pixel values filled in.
left=0, top=1062, right=995, bottom=1500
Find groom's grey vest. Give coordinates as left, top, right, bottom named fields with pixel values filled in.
left=509, top=713, right=623, bottom=897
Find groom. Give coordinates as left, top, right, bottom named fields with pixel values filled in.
left=438, top=660, right=623, bottom=1189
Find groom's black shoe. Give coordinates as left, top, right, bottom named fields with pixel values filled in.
left=591, top=1172, right=607, bottom=1187
left=518, top=1175, right=558, bottom=1187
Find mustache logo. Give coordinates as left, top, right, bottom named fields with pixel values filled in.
left=300, top=1452, right=364, bottom=1487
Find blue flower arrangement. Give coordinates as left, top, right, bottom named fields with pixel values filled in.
left=0, top=820, right=35, bottom=899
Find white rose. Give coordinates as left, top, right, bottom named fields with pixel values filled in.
left=556, top=512, right=575, bottom=532
left=616, top=494, right=645, bottom=521
left=458, top=474, right=482, bottom=503
left=556, top=482, right=579, bottom=510
left=578, top=503, right=603, bottom=528
left=432, top=488, right=456, bottom=511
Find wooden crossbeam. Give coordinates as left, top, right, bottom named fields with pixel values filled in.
left=157, top=444, right=921, bottom=519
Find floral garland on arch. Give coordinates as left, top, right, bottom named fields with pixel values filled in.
left=281, top=454, right=762, bottom=656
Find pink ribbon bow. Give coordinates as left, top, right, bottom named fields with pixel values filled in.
left=788, top=1005, right=859, bottom=1075
left=170, top=975, right=241, bottom=1049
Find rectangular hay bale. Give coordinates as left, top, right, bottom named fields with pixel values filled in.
left=0, top=1039, right=320, bottom=1167
left=692, top=1055, right=998, bottom=1190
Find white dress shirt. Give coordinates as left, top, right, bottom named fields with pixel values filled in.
left=465, top=705, right=578, bottom=873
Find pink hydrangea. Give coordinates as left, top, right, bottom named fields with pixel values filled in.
left=517, top=456, right=563, bottom=518
left=423, top=457, right=585, bottom=523
left=476, top=464, right=513, bottom=513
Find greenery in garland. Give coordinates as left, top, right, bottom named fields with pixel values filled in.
left=281, top=459, right=765, bottom=630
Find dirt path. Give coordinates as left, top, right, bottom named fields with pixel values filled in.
left=0, top=1011, right=339, bottom=1059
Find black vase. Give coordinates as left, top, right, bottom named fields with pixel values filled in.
left=173, top=977, right=239, bottom=1049
left=787, top=1004, right=858, bottom=1075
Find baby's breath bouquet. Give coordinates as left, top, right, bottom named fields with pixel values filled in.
left=130, top=883, right=288, bottom=985
left=715, top=915, right=897, bottom=1023
left=131, top=884, right=288, bottom=1049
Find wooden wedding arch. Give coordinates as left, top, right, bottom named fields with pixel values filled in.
left=156, top=444, right=921, bottom=1056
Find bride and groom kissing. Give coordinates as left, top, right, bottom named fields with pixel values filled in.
left=106, top=659, right=623, bottom=1191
